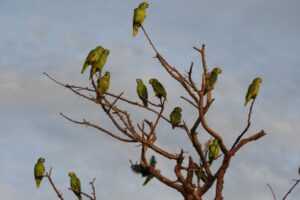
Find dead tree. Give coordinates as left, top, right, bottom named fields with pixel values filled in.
left=45, top=23, right=267, bottom=200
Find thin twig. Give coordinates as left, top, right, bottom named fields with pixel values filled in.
left=69, top=188, right=94, bottom=200
left=60, top=112, right=135, bottom=142
left=267, top=183, right=277, bottom=200
left=107, top=92, right=124, bottom=112
left=140, top=25, right=159, bottom=55
left=141, top=26, right=199, bottom=103
left=180, top=96, right=198, bottom=108
left=44, top=167, right=64, bottom=200
left=90, top=178, right=96, bottom=200
left=148, top=99, right=165, bottom=137
left=282, top=179, right=300, bottom=200
left=186, top=62, right=199, bottom=93
left=231, top=98, right=256, bottom=150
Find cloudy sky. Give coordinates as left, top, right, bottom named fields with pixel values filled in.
left=0, top=0, right=299, bottom=199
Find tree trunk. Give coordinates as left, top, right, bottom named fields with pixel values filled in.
left=184, top=194, right=195, bottom=200
left=183, top=192, right=201, bottom=200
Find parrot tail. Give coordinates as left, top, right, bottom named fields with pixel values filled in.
left=75, top=193, right=82, bottom=200
left=172, top=124, right=175, bottom=129
left=133, top=24, right=139, bottom=37
left=35, top=178, right=42, bottom=188
left=142, top=176, right=152, bottom=186
left=81, top=63, right=89, bottom=74
left=244, top=101, right=248, bottom=107
left=142, top=99, right=148, bottom=108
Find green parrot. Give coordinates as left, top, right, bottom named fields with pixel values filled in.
left=206, top=67, right=222, bottom=93
left=244, top=77, right=262, bottom=106
left=81, top=46, right=103, bottom=74
left=90, top=49, right=110, bottom=80
left=149, top=78, right=167, bottom=101
left=97, top=71, right=110, bottom=96
left=132, top=2, right=149, bottom=37
left=170, top=107, right=182, bottom=129
left=208, top=139, right=220, bottom=165
left=193, top=163, right=208, bottom=183
left=34, top=157, right=45, bottom=188
left=143, top=155, right=157, bottom=186
left=68, top=172, right=82, bottom=200
left=136, top=79, right=148, bottom=107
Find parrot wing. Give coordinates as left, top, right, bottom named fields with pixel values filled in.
left=137, top=82, right=148, bottom=107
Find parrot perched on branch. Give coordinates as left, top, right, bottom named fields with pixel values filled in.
left=90, top=49, right=110, bottom=80
left=244, top=77, right=262, bottom=106
left=208, top=139, right=220, bottom=165
left=170, top=107, right=182, bottom=129
left=206, top=67, right=222, bottom=93
left=34, top=157, right=45, bottom=188
left=97, top=71, right=110, bottom=97
left=81, top=46, right=103, bottom=74
left=193, top=162, right=208, bottom=183
left=136, top=79, right=148, bottom=107
left=68, top=172, right=82, bottom=200
left=132, top=2, right=149, bottom=37
left=130, top=156, right=158, bottom=186
left=143, top=155, right=157, bottom=186
left=149, top=78, right=167, bottom=101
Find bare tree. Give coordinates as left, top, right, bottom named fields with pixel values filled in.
left=42, top=11, right=269, bottom=200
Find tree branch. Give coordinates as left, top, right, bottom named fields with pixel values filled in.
left=231, top=98, right=256, bottom=150
left=60, top=112, right=136, bottom=143
left=282, top=179, right=300, bottom=200
left=44, top=167, right=64, bottom=200
left=69, top=188, right=94, bottom=200
left=267, top=183, right=277, bottom=200
left=89, top=178, right=96, bottom=200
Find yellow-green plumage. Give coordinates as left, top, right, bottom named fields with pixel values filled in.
left=244, top=77, right=262, bottom=106
left=90, top=49, right=110, bottom=80
left=69, top=172, right=82, bottom=200
left=149, top=78, right=167, bottom=100
left=206, top=67, right=222, bottom=93
left=208, top=139, right=220, bottom=165
left=97, top=71, right=110, bottom=96
left=136, top=79, right=148, bottom=107
left=81, top=46, right=103, bottom=74
left=132, top=2, right=149, bottom=37
left=34, top=157, right=45, bottom=188
left=170, top=107, right=182, bottom=129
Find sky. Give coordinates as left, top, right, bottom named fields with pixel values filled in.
left=0, top=0, right=300, bottom=199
